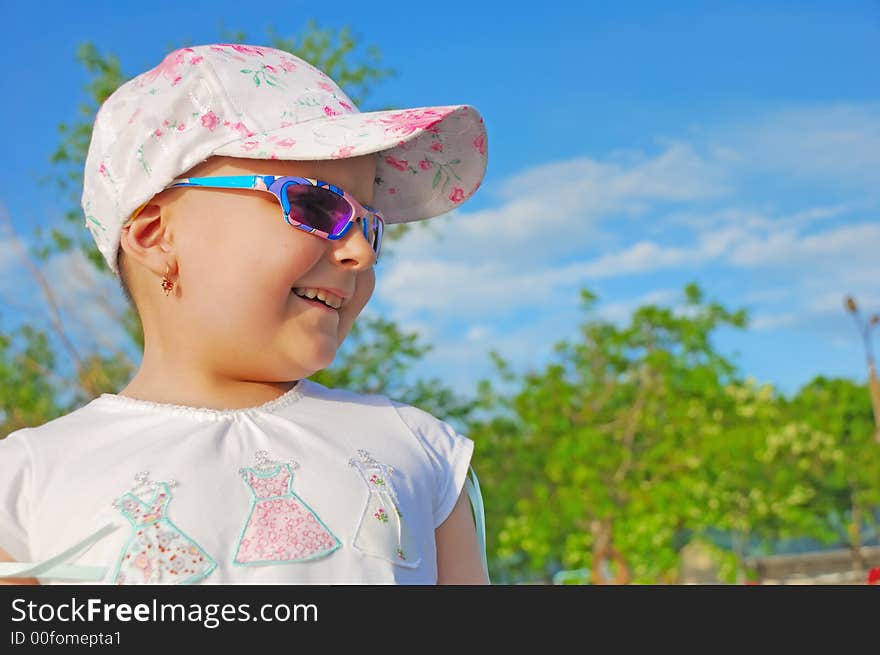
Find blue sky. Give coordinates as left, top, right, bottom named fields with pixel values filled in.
left=0, top=0, right=878, bottom=401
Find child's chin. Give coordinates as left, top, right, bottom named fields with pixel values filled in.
left=290, top=336, right=339, bottom=366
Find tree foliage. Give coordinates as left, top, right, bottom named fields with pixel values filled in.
left=470, top=284, right=880, bottom=583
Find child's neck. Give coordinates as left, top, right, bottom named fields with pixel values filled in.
left=116, top=376, right=301, bottom=411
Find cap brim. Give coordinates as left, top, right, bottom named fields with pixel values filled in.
left=212, top=104, right=488, bottom=224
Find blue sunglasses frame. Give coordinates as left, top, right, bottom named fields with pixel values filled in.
left=128, top=175, right=384, bottom=263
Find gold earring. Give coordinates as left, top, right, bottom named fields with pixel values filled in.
left=161, top=264, right=174, bottom=296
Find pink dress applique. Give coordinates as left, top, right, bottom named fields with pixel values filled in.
left=233, top=463, right=340, bottom=565
left=111, top=482, right=216, bottom=584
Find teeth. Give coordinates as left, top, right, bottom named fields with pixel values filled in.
left=292, top=287, right=342, bottom=309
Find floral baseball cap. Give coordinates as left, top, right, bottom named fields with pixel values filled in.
left=81, top=43, right=488, bottom=278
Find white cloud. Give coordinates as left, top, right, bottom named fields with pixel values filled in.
left=751, top=312, right=800, bottom=331
left=741, top=287, right=791, bottom=305
left=575, top=241, right=692, bottom=278
left=465, top=324, right=491, bottom=341
left=393, top=285, right=697, bottom=401
left=716, top=103, right=880, bottom=191
left=379, top=101, right=880, bottom=340
left=411, top=303, right=586, bottom=396
left=665, top=204, right=855, bottom=232
left=0, top=220, right=35, bottom=301
left=496, top=142, right=728, bottom=206
left=383, top=141, right=728, bottom=271
left=727, top=222, right=880, bottom=270
left=0, top=239, right=18, bottom=281
left=377, top=258, right=588, bottom=320
left=804, top=288, right=880, bottom=319
left=0, top=239, right=131, bottom=356
left=379, top=208, right=879, bottom=351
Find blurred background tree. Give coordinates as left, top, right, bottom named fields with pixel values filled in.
left=844, top=295, right=880, bottom=443
left=469, top=284, right=880, bottom=584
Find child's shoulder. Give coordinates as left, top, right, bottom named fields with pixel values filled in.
left=306, top=379, right=473, bottom=463
left=304, top=379, right=453, bottom=430
left=312, top=379, right=464, bottom=429
left=1, top=398, right=105, bottom=451
left=0, top=402, right=105, bottom=499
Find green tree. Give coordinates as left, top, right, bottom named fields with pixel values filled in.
left=472, top=282, right=880, bottom=584
left=689, top=378, right=838, bottom=582
left=786, top=377, right=880, bottom=564
left=691, top=375, right=880, bottom=583
left=471, top=283, right=750, bottom=583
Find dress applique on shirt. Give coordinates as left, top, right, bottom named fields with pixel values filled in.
left=233, top=463, right=341, bottom=565
left=0, top=378, right=475, bottom=584
left=349, top=449, right=421, bottom=568
left=111, top=481, right=217, bottom=584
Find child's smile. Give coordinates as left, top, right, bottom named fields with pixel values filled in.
left=292, top=289, right=341, bottom=314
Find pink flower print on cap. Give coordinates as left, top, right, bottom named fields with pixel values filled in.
left=375, top=108, right=449, bottom=137
left=137, top=48, right=194, bottom=87
left=220, top=43, right=266, bottom=56
left=385, top=155, right=409, bottom=172
left=201, top=111, right=220, bottom=130
left=474, top=134, right=486, bottom=156
left=223, top=120, right=253, bottom=137
left=330, top=145, right=354, bottom=159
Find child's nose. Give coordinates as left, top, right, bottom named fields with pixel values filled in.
left=335, top=216, right=376, bottom=265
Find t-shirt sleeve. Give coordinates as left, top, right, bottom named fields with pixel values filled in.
left=390, top=400, right=475, bottom=529
left=0, top=428, right=34, bottom=562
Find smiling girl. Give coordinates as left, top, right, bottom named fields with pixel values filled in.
left=0, top=43, right=488, bottom=585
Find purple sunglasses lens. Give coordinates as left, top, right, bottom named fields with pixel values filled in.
left=284, top=184, right=381, bottom=252
left=285, top=185, right=352, bottom=233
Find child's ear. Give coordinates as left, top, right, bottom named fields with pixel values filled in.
left=119, top=203, right=177, bottom=278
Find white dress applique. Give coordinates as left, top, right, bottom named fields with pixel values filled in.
left=110, top=481, right=216, bottom=584
left=349, top=449, right=421, bottom=568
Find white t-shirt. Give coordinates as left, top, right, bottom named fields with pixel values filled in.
left=0, top=378, right=474, bottom=584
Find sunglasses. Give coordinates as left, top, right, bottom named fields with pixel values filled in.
left=126, top=175, right=384, bottom=262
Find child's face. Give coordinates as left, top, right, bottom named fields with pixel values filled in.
left=124, top=153, right=378, bottom=380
